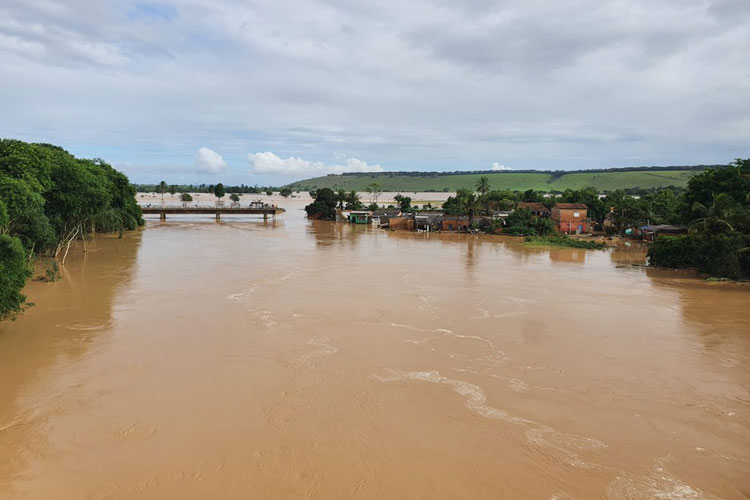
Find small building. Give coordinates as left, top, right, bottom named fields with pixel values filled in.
left=347, top=211, right=372, bottom=224
left=551, top=203, right=589, bottom=234
left=517, top=202, right=550, bottom=217
left=414, top=213, right=442, bottom=232
left=639, top=224, right=688, bottom=242
left=442, top=215, right=470, bottom=232
left=371, top=208, right=401, bottom=227
left=386, top=216, right=415, bottom=231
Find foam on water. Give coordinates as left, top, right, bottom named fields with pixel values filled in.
left=299, top=336, right=339, bottom=366
left=605, top=456, right=719, bottom=500
left=60, top=320, right=113, bottom=331
left=372, top=368, right=607, bottom=468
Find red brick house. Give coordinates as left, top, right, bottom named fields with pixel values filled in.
left=551, top=203, right=589, bottom=234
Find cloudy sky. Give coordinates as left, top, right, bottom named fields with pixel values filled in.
left=1, top=0, right=748, bottom=185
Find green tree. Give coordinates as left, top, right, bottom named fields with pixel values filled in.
left=0, top=233, right=31, bottom=320
left=0, top=176, right=55, bottom=251
left=476, top=176, right=490, bottom=195
left=345, top=190, right=363, bottom=210
left=169, top=185, right=176, bottom=196
left=180, top=193, right=193, bottom=202
left=393, top=194, right=412, bottom=213
left=521, top=189, right=542, bottom=203
left=305, top=188, right=337, bottom=220
left=265, top=189, right=273, bottom=196
left=214, top=183, right=225, bottom=200
left=280, top=188, right=292, bottom=198
left=335, top=188, right=347, bottom=209
left=690, top=193, right=738, bottom=235
left=230, top=193, right=240, bottom=203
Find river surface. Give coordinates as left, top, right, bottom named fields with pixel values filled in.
left=1, top=198, right=749, bottom=499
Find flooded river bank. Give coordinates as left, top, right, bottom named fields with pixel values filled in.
left=1, top=202, right=749, bottom=499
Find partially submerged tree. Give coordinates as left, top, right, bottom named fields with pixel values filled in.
left=305, top=188, right=337, bottom=220
left=159, top=180, right=167, bottom=204
left=366, top=183, right=382, bottom=204
left=214, top=183, right=225, bottom=201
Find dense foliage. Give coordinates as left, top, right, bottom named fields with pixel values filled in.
left=646, top=160, right=749, bottom=279
left=0, top=139, right=143, bottom=319
left=305, top=188, right=337, bottom=220
left=503, top=208, right=555, bottom=236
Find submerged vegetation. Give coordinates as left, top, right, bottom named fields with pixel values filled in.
left=0, top=139, right=143, bottom=319
left=525, top=235, right=606, bottom=249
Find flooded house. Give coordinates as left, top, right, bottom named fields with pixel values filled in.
left=347, top=211, right=372, bottom=224
left=638, top=224, right=688, bottom=241
left=371, top=208, right=401, bottom=227
left=441, top=215, right=470, bottom=232
left=551, top=203, right=589, bottom=234
left=414, top=213, right=443, bottom=232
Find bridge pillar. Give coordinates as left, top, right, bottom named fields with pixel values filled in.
left=263, top=213, right=268, bottom=221
left=160, top=212, right=166, bottom=221
left=216, top=212, right=221, bottom=221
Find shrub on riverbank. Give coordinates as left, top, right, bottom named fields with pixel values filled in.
left=648, top=233, right=749, bottom=279
left=0, top=139, right=144, bottom=319
left=647, top=159, right=749, bottom=280
left=525, top=235, right=606, bottom=249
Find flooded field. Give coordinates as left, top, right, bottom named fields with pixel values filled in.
left=1, top=199, right=749, bottom=499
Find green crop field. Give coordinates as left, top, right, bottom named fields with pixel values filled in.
left=286, top=168, right=707, bottom=193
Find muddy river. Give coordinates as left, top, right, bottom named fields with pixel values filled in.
left=1, top=199, right=749, bottom=499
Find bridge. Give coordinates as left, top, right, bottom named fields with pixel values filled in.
left=140, top=205, right=286, bottom=221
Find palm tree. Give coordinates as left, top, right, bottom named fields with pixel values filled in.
left=159, top=180, right=167, bottom=204
left=476, top=176, right=490, bottom=196
left=691, top=193, right=737, bottom=235
left=465, top=193, right=483, bottom=227
left=335, top=188, right=347, bottom=209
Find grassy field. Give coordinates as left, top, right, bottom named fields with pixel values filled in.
left=286, top=169, right=703, bottom=192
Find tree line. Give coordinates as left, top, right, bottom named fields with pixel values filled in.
left=0, top=139, right=144, bottom=319
left=135, top=183, right=287, bottom=195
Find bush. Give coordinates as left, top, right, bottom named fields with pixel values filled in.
left=647, top=233, right=748, bottom=279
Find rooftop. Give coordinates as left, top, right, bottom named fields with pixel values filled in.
left=553, top=203, right=588, bottom=209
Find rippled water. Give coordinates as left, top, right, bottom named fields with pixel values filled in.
left=1, top=200, right=748, bottom=499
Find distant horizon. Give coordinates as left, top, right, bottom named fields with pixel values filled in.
left=122, top=161, right=730, bottom=186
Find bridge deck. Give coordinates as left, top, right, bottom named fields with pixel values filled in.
left=140, top=206, right=285, bottom=219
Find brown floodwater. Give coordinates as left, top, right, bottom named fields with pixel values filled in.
left=1, top=200, right=749, bottom=499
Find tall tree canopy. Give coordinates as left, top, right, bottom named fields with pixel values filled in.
left=0, top=139, right=143, bottom=319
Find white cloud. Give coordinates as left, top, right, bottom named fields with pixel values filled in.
left=248, top=152, right=384, bottom=177
left=491, top=162, right=512, bottom=171
left=195, top=147, right=228, bottom=174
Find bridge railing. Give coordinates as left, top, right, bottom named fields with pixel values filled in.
left=140, top=204, right=278, bottom=209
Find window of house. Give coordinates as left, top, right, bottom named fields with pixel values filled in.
left=573, top=211, right=580, bottom=217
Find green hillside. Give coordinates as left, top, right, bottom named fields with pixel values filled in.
left=287, top=168, right=710, bottom=193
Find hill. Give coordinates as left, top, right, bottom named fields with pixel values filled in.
left=286, top=166, right=718, bottom=193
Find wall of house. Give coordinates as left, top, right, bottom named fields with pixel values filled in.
left=552, top=209, right=588, bottom=233
left=388, top=217, right=414, bottom=231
